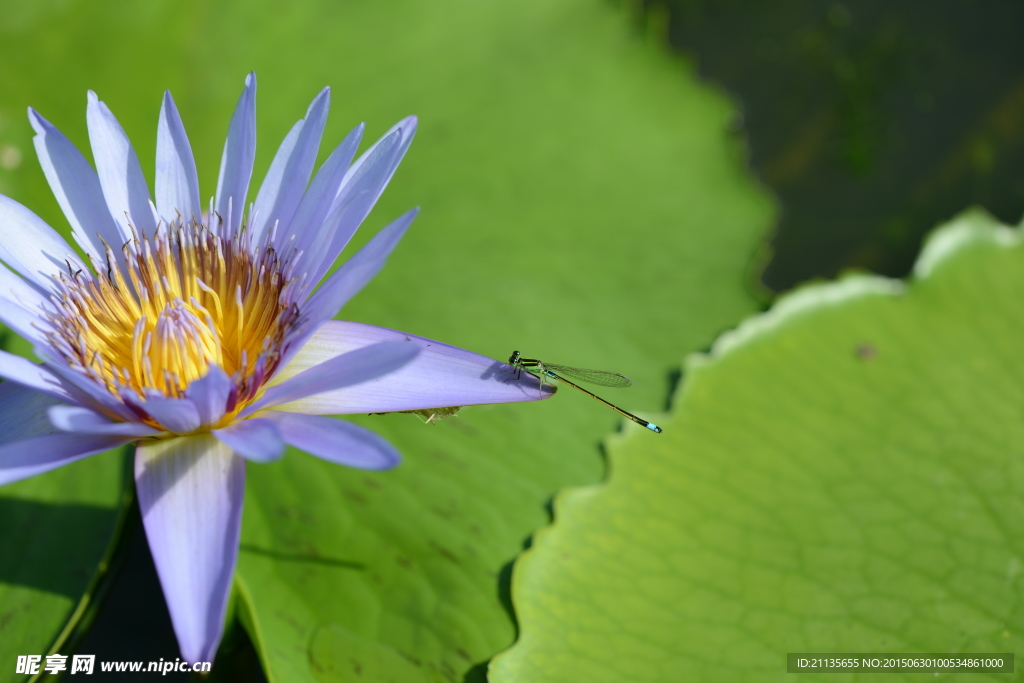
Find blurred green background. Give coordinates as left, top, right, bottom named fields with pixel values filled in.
left=647, top=0, right=1024, bottom=288
left=0, top=1, right=1021, bottom=681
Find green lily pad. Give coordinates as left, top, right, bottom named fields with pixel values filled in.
left=493, top=209, right=1024, bottom=682
left=0, top=451, right=129, bottom=678
left=0, top=0, right=771, bottom=679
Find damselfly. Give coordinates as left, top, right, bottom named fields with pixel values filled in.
left=507, top=350, right=662, bottom=433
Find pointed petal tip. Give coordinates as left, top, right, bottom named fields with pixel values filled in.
left=397, top=115, right=418, bottom=138
left=27, top=107, right=47, bottom=134
left=364, top=449, right=401, bottom=470
left=299, top=86, right=331, bottom=119
left=267, top=411, right=403, bottom=470
left=307, top=87, right=331, bottom=116
left=87, top=90, right=99, bottom=104
left=387, top=207, right=419, bottom=235
left=389, top=207, right=419, bottom=236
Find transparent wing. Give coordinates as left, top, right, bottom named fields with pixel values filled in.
left=544, top=364, right=633, bottom=388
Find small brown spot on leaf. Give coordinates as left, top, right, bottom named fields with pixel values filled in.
left=855, top=343, right=878, bottom=361
left=429, top=541, right=460, bottom=564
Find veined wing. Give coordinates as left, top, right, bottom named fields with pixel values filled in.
left=543, top=364, right=633, bottom=388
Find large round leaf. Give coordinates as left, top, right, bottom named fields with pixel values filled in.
left=494, top=209, right=1024, bottom=681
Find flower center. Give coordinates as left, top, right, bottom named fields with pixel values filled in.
left=139, top=298, right=222, bottom=395
left=46, top=220, right=301, bottom=404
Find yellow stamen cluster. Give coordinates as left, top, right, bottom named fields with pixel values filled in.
left=47, top=220, right=299, bottom=403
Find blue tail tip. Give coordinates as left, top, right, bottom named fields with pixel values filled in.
left=646, top=423, right=662, bottom=434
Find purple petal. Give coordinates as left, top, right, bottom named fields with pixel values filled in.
left=249, top=87, right=330, bottom=245
left=265, top=411, right=400, bottom=470
left=0, top=381, right=62, bottom=444
left=334, top=115, right=417, bottom=214
left=248, top=340, right=419, bottom=414
left=300, top=129, right=402, bottom=283
left=156, top=91, right=201, bottom=225
left=211, top=418, right=284, bottom=462
left=184, top=366, right=232, bottom=427
left=139, top=397, right=201, bottom=433
left=301, top=208, right=417, bottom=327
left=48, top=404, right=162, bottom=437
left=135, top=435, right=244, bottom=663
left=281, top=123, right=365, bottom=254
left=0, top=194, right=84, bottom=291
left=86, top=91, right=156, bottom=236
left=42, top=359, right=139, bottom=422
left=271, top=321, right=554, bottom=415
left=29, top=108, right=125, bottom=262
left=0, top=261, right=50, bottom=346
left=214, top=73, right=257, bottom=235
left=316, top=116, right=416, bottom=277
left=0, top=259, right=45, bottom=310
left=0, top=432, right=131, bottom=487
left=0, top=350, right=76, bottom=403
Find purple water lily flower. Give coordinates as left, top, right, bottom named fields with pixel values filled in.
left=0, top=73, right=552, bottom=663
